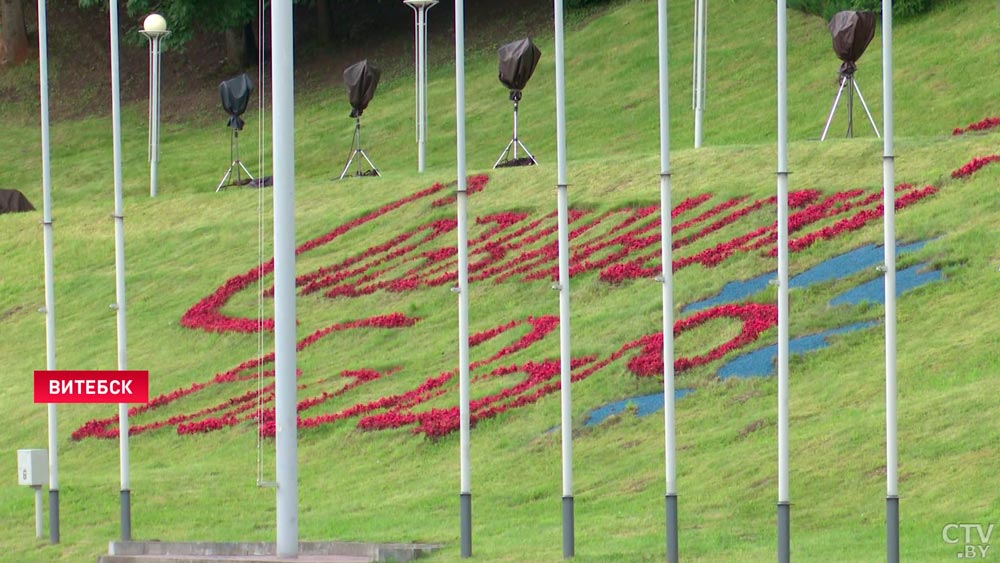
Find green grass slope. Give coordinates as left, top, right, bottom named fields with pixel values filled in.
left=2, top=1, right=999, bottom=562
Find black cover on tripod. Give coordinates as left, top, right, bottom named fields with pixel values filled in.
left=220, top=73, right=254, bottom=131
left=344, top=60, right=381, bottom=118
left=498, top=38, right=541, bottom=96
left=0, top=189, right=34, bottom=213
left=829, top=11, right=877, bottom=78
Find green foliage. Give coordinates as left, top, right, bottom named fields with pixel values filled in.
left=77, top=0, right=259, bottom=47
left=788, top=0, right=942, bottom=20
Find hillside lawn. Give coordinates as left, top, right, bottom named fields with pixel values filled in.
left=1, top=0, right=999, bottom=562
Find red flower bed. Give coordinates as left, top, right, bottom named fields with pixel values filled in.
left=953, top=117, right=1000, bottom=136
left=74, top=303, right=776, bottom=440
left=90, top=161, right=947, bottom=442
left=951, top=155, right=1000, bottom=179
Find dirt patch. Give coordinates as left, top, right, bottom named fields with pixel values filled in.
left=1, top=305, right=26, bottom=321
left=738, top=418, right=768, bottom=440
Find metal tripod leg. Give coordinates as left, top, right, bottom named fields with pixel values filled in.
left=853, top=79, right=881, bottom=138
left=340, top=150, right=361, bottom=180
left=339, top=118, right=380, bottom=180
left=821, top=76, right=848, bottom=141
left=493, top=139, right=516, bottom=169
left=216, top=160, right=255, bottom=192
left=359, top=150, right=381, bottom=176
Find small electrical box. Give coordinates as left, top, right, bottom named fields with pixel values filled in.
left=17, top=449, right=48, bottom=487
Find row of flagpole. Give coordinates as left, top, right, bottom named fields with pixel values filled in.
left=32, top=0, right=897, bottom=559
left=449, top=0, right=898, bottom=560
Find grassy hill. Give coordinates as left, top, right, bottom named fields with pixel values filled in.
left=2, top=1, right=999, bottom=562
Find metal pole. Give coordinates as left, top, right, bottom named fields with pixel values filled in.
left=776, top=1, right=791, bottom=562
left=699, top=0, right=707, bottom=120
left=272, top=0, right=299, bottom=557
left=108, top=0, right=132, bottom=541
left=417, top=7, right=426, bottom=172
left=34, top=486, right=44, bottom=538
left=691, top=0, right=697, bottom=110
left=36, top=0, right=60, bottom=545
left=454, top=0, right=472, bottom=558
left=149, top=35, right=163, bottom=197
left=410, top=5, right=419, bottom=143
left=554, top=0, right=574, bottom=557
left=882, top=2, right=899, bottom=562
left=657, top=2, right=677, bottom=561
left=423, top=4, right=434, bottom=168
left=694, top=0, right=707, bottom=148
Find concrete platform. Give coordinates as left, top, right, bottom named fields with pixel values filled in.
left=99, top=541, right=443, bottom=563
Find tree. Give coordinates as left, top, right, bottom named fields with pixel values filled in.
left=0, top=0, right=29, bottom=66
left=79, top=0, right=260, bottom=68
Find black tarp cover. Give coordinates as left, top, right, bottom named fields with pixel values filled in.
left=0, top=189, right=35, bottom=213
left=498, top=38, right=541, bottom=94
left=344, top=60, right=381, bottom=118
left=829, top=11, right=877, bottom=77
left=220, top=74, right=254, bottom=130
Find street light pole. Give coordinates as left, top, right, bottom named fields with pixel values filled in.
left=140, top=14, right=169, bottom=198
left=404, top=0, right=438, bottom=173
left=107, top=0, right=132, bottom=540
left=36, top=0, right=60, bottom=544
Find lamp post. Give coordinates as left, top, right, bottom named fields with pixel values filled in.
left=36, top=0, right=60, bottom=544
left=404, top=0, right=437, bottom=173
left=108, top=0, right=132, bottom=540
left=139, top=14, right=169, bottom=198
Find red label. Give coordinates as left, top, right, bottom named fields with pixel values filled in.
left=34, top=371, right=149, bottom=404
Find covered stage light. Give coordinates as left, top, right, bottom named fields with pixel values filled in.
left=217, top=73, right=256, bottom=190
left=830, top=10, right=876, bottom=78
left=340, top=60, right=382, bottom=179
left=494, top=38, right=541, bottom=168
left=221, top=73, right=254, bottom=131
left=821, top=11, right=880, bottom=141
left=344, top=59, right=381, bottom=119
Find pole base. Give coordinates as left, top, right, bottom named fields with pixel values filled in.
left=887, top=496, right=899, bottom=563
left=563, top=496, right=574, bottom=558
left=49, top=489, right=60, bottom=544
left=666, top=494, right=678, bottom=563
left=460, top=493, right=472, bottom=558
left=121, top=489, right=132, bottom=541
left=778, top=501, right=790, bottom=563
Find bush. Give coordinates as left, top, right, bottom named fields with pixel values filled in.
left=787, top=0, right=941, bottom=20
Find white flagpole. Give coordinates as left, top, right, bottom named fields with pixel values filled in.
left=554, top=0, right=574, bottom=557
left=776, top=1, right=791, bottom=562
left=272, top=0, right=299, bottom=557
left=108, top=0, right=132, bottom=540
left=694, top=0, right=707, bottom=148
left=454, top=0, right=472, bottom=558
left=882, top=2, right=899, bottom=562
left=37, top=0, right=60, bottom=544
left=657, top=1, right=677, bottom=561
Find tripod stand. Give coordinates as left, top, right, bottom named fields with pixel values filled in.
left=493, top=93, right=537, bottom=169
left=821, top=74, right=880, bottom=141
left=216, top=129, right=255, bottom=191
left=339, top=116, right=381, bottom=179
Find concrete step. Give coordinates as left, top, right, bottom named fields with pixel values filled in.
left=99, top=541, right=443, bottom=563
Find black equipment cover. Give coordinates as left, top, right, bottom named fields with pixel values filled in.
left=220, top=73, right=254, bottom=131
left=0, top=189, right=35, bottom=213
left=498, top=38, right=541, bottom=95
left=344, top=60, right=381, bottom=118
left=829, top=11, right=877, bottom=77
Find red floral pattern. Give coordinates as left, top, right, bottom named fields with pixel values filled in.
left=953, top=117, right=1000, bottom=136
left=76, top=157, right=949, bottom=441
left=951, top=155, right=1000, bottom=179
